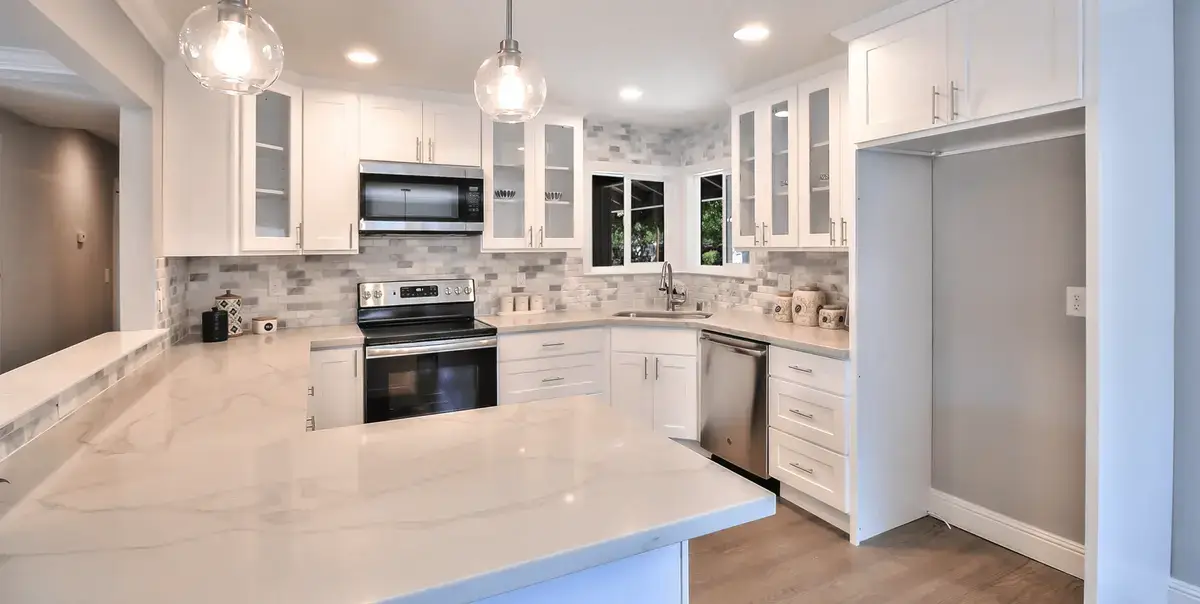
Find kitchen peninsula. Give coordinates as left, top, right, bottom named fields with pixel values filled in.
left=0, top=329, right=774, bottom=604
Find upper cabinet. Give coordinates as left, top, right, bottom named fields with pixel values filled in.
left=849, top=0, right=1081, bottom=143
left=482, top=114, right=584, bottom=252
left=360, top=96, right=482, bottom=166
left=240, top=82, right=303, bottom=253
left=732, top=69, right=850, bottom=251
left=302, top=90, right=360, bottom=253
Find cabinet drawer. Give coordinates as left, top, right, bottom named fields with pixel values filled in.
left=611, top=327, right=696, bottom=356
left=769, top=427, right=848, bottom=512
left=769, top=378, right=848, bottom=454
left=499, top=353, right=606, bottom=405
left=769, top=346, right=848, bottom=395
left=499, top=328, right=605, bottom=362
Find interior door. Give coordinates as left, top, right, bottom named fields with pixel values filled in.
left=537, top=116, right=584, bottom=249
left=359, top=95, right=423, bottom=163
left=423, top=102, right=483, bottom=167
left=611, top=352, right=652, bottom=428
left=948, top=0, right=1081, bottom=122
left=849, top=5, right=949, bottom=142
left=302, top=89, right=360, bottom=252
left=240, top=81, right=302, bottom=252
left=653, top=354, right=698, bottom=440
left=758, top=89, right=799, bottom=248
left=730, top=103, right=760, bottom=249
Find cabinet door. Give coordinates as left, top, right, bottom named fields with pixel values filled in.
left=240, top=81, right=303, bottom=252
left=797, top=73, right=845, bottom=248
left=302, top=90, right=360, bottom=252
left=652, top=354, right=698, bottom=440
left=423, top=102, right=483, bottom=166
left=309, top=347, right=363, bottom=430
left=948, top=0, right=1081, bottom=122
left=849, top=5, right=949, bottom=142
left=730, top=103, right=760, bottom=249
left=483, top=120, right=536, bottom=250
left=359, top=95, right=423, bottom=163
left=611, top=352, right=653, bottom=428
left=758, top=89, right=799, bottom=248
left=537, top=116, right=584, bottom=249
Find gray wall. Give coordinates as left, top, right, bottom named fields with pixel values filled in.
left=1174, top=0, right=1200, bottom=585
left=0, top=108, right=118, bottom=373
left=931, top=136, right=1086, bottom=542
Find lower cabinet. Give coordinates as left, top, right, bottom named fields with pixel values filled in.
left=308, top=345, right=364, bottom=430
left=610, top=328, right=699, bottom=440
left=498, top=329, right=608, bottom=405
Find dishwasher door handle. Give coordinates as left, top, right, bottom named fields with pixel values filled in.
left=701, top=334, right=767, bottom=357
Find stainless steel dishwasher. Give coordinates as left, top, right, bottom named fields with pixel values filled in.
left=700, top=331, right=769, bottom=479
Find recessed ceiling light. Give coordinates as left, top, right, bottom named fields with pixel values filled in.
left=734, top=24, right=770, bottom=42
left=619, top=87, right=643, bottom=102
left=346, top=49, right=379, bottom=66
left=774, top=110, right=789, bottom=118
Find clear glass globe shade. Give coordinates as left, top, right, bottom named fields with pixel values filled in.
left=179, top=2, right=284, bottom=95
left=474, top=51, right=547, bottom=123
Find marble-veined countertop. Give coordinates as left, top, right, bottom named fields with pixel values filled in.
left=0, top=327, right=773, bottom=604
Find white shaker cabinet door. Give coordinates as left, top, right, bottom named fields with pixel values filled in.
left=302, top=89, right=360, bottom=253
left=309, top=347, right=364, bottom=430
left=423, top=102, right=483, bottom=167
left=652, top=354, right=698, bottom=440
left=611, top=352, right=653, bottom=429
left=947, top=0, right=1082, bottom=122
left=849, top=5, right=949, bottom=143
left=359, top=95, right=423, bottom=163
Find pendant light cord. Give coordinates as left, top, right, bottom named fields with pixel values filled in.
left=506, top=0, right=513, bottom=42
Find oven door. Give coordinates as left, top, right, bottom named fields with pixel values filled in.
left=363, top=336, right=498, bottom=423
left=360, top=165, right=484, bottom=234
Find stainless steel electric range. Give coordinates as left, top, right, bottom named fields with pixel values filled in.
left=357, top=278, right=497, bottom=423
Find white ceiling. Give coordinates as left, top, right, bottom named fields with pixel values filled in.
left=153, top=0, right=908, bottom=125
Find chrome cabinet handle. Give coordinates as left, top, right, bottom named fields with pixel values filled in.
left=528, top=226, right=533, bottom=247
left=541, top=342, right=565, bottom=348
left=841, top=219, right=847, bottom=246
left=950, top=81, right=960, bottom=120
left=295, top=224, right=302, bottom=248
left=429, top=139, right=435, bottom=163
left=762, top=222, right=769, bottom=246
left=541, top=376, right=564, bottom=383
left=789, top=365, right=814, bottom=374
left=644, top=356, right=648, bottom=380
left=655, top=357, right=661, bottom=380
left=353, top=351, right=358, bottom=378
left=789, top=462, right=815, bottom=475
left=538, top=226, right=544, bottom=247
left=932, top=86, right=940, bottom=124
left=789, top=409, right=815, bottom=420
left=830, top=220, right=836, bottom=246
left=753, top=222, right=760, bottom=246
left=349, top=223, right=355, bottom=249
left=417, top=137, right=423, bottom=162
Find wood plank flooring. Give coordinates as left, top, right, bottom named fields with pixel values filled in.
left=690, top=501, right=1084, bottom=604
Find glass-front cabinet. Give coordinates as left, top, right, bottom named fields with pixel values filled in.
left=731, top=105, right=758, bottom=250
left=797, top=72, right=845, bottom=248
left=483, top=114, right=584, bottom=251
left=240, top=81, right=303, bottom=252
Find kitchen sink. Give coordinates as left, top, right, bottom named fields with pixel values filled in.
left=611, top=310, right=713, bottom=320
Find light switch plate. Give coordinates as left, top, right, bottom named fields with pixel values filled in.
left=1066, top=286, right=1086, bottom=317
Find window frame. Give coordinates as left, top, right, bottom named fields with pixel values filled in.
left=585, top=162, right=675, bottom=275
left=685, top=159, right=755, bottom=278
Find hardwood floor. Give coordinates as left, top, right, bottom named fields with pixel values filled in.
left=690, top=502, right=1084, bottom=604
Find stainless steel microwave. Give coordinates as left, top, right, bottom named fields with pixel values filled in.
left=359, top=161, right=485, bottom=235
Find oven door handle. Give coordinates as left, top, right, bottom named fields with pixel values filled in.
left=365, top=336, right=498, bottom=359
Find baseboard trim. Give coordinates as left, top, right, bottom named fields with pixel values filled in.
left=780, top=483, right=850, bottom=535
left=928, top=489, right=1084, bottom=579
left=1170, top=579, right=1200, bottom=604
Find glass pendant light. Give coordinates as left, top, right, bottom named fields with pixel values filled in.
left=178, top=0, right=284, bottom=95
left=474, top=0, right=547, bottom=123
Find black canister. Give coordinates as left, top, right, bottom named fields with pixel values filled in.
left=201, top=307, right=229, bottom=343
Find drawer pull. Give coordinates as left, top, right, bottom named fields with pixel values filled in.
left=788, top=365, right=814, bottom=374
left=789, top=462, right=815, bottom=475
left=541, top=376, right=564, bottom=383
left=789, top=409, right=815, bottom=420
left=541, top=342, right=566, bottom=348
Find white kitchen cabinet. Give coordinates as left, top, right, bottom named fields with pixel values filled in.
left=652, top=354, right=698, bottom=440
left=483, top=114, right=584, bottom=251
left=359, top=95, right=423, bottom=163
left=730, top=101, right=760, bottom=250
left=240, top=81, right=303, bottom=252
left=947, top=0, right=1081, bottom=123
left=308, top=346, right=363, bottom=430
left=610, top=329, right=699, bottom=440
left=423, top=102, right=483, bottom=166
left=849, top=5, right=949, bottom=143
left=302, top=89, right=360, bottom=253
left=611, top=352, right=653, bottom=428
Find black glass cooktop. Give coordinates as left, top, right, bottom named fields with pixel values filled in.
left=359, top=318, right=497, bottom=347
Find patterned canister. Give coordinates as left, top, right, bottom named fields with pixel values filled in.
left=215, top=289, right=244, bottom=337
left=773, top=295, right=793, bottom=323
left=792, top=286, right=824, bottom=327
left=819, top=305, right=848, bottom=330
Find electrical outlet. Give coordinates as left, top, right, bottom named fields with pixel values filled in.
left=1066, top=286, right=1086, bottom=317
left=269, top=272, right=285, bottom=297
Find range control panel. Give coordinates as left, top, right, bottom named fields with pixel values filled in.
left=358, top=279, right=476, bottom=308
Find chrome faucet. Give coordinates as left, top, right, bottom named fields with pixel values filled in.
left=659, top=262, right=686, bottom=311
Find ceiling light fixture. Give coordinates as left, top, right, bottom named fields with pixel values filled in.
left=619, top=87, right=644, bottom=102
left=474, top=0, right=547, bottom=123
left=179, top=0, right=284, bottom=95
left=734, top=24, right=770, bottom=43
left=774, top=109, right=789, bottom=118
left=346, top=49, right=379, bottom=66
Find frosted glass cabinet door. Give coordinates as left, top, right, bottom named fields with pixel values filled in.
left=539, top=118, right=583, bottom=249
left=731, top=106, right=759, bottom=249
left=797, top=73, right=845, bottom=248
left=761, top=92, right=799, bottom=248
left=241, top=82, right=302, bottom=252
left=484, top=121, right=534, bottom=249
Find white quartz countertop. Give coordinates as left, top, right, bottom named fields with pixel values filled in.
left=481, top=309, right=851, bottom=360
left=0, top=327, right=773, bottom=604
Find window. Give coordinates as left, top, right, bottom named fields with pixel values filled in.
left=698, top=172, right=749, bottom=267
left=591, top=173, right=667, bottom=268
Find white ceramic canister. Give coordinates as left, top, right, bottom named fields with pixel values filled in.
left=531, top=295, right=546, bottom=312
left=252, top=316, right=278, bottom=335
left=773, top=295, right=793, bottom=323
left=819, top=305, right=848, bottom=330
left=791, top=286, right=824, bottom=328
left=215, top=289, right=244, bottom=337
left=500, top=296, right=515, bottom=313
left=515, top=295, right=531, bottom=312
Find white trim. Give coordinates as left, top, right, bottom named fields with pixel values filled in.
left=831, top=0, right=954, bottom=42
left=928, top=489, right=1084, bottom=579
left=857, top=100, right=1086, bottom=151
left=726, top=55, right=849, bottom=107
left=1169, top=579, right=1200, bottom=604
left=779, top=484, right=850, bottom=535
